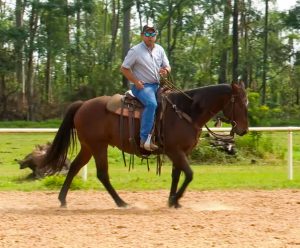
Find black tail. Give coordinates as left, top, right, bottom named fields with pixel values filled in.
left=43, top=101, right=84, bottom=175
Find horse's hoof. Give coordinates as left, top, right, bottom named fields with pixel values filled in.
left=174, top=202, right=182, bottom=209
left=169, top=202, right=182, bottom=208
left=117, top=201, right=128, bottom=208
left=168, top=196, right=182, bottom=208
left=59, top=201, right=67, bottom=208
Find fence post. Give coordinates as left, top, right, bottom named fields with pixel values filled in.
left=82, top=165, right=88, bottom=181
left=288, top=131, right=293, bottom=180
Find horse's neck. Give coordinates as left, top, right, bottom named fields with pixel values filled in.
left=191, top=87, right=231, bottom=128
left=167, top=85, right=231, bottom=128
left=170, top=93, right=193, bottom=115
left=193, top=109, right=218, bottom=129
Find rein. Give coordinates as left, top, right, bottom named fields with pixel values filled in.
left=164, top=95, right=193, bottom=124
left=160, top=72, right=193, bottom=101
left=204, top=124, right=234, bottom=141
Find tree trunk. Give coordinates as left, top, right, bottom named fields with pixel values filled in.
left=75, top=0, right=82, bottom=84
left=168, top=9, right=182, bottom=63
left=109, top=0, right=120, bottom=66
left=0, top=75, right=6, bottom=118
left=122, top=0, right=132, bottom=88
left=65, top=0, right=72, bottom=90
left=135, top=0, right=143, bottom=29
left=26, top=1, right=39, bottom=121
left=240, top=0, right=249, bottom=88
left=15, top=0, right=25, bottom=104
left=167, top=0, right=172, bottom=58
left=45, top=48, right=52, bottom=103
left=232, top=0, right=239, bottom=83
left=262, top=0, right=269, bottom=105
left=218, top=0, right=231, bottom=84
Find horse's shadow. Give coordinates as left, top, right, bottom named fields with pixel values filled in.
left=1, top=206, right=174, bottom=216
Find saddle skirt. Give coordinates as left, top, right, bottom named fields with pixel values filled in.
left=106, top=91, right=144, bottom=118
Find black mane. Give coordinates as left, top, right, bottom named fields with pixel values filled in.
left=168, top=84, right=232, bottom=116
left=186, top=84, right=232, bottom=97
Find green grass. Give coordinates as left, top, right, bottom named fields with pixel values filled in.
left=0, top=132, right=300, bottom=191
left=0, top=119, right=61, bottom=128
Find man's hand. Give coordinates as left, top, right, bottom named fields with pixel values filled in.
left=159, top=67, right=170, bottom=76
left=121, top=67, right=144, bottom=90
left=135, top=80, right=144, bottom=90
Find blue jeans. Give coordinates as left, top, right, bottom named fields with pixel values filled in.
left=131, top=83, right=159, bottom=142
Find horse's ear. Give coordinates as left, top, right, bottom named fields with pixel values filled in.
left=238, top=80, right=245, bottom=89
left=231, top=81, right=239, bottom=94
left=231, top=80, right=245, bottom=93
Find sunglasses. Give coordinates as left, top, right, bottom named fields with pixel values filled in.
left=144, top=32, right=156, bottom=37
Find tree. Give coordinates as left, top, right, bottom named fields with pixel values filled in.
left=261, top=0, right=269, bottom=105
left=121, top=0, right=133, bottom=88
left=25, top=0, right=40, bottom=120
left=109, top=0, right=120, bottom=66
left=15, top=0, right=25, bottom=102
left=40, top=0, right=69, bottom=102
left=232, top=0, right=239, bottom=83
left=0, top=0, right=299, bottom=121
left=218, top=0, right=231, bottom=84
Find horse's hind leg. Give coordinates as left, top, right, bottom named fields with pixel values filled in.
left=92, top=143, right=128, bottom=208
left=58, top=145, right=92, bottom=207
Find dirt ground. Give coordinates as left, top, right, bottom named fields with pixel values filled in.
left=0, top=190, right=300, bottom=248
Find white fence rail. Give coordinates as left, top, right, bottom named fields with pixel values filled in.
left=1, top=127, right=300, bottom=180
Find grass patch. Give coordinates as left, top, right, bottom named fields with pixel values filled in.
left=0, top=132, right=299, bottom=191
left=0, top=119, right=61, bottom=128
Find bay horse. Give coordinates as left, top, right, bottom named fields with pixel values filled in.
left=43, top=82, right=248, bottom=208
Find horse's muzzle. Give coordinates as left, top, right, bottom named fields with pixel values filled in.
left=231, top=127, right=248, bottom=136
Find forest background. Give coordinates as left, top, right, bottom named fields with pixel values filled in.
left=0, top=0, right=299, bottom=126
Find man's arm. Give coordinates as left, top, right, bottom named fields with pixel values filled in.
left=120, top=66, right=144, bottom=90
left=160, top=48, right=171, bottom=76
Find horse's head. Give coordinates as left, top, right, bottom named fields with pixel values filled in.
left=222, top=82, right=249, bottom=136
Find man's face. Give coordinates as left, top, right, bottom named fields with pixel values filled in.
left=142, top=29, right=157, bottom=47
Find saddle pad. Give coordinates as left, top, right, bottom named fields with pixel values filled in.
left=106, top=94, right=143, bottom=119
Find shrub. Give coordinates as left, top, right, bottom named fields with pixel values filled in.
left=190, top=138, right=239, bottom=164
left=191, top=131, right=285, bottom=164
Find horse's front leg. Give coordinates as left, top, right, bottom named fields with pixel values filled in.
left=168, top=151, right=193, bottom=208
left=168, top=166, right=181, bottom=208
left=93, top=143, right=128, bottom=208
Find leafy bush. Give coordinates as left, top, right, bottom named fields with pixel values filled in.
left=247, top=91, right=300, bottom=126
left=190, top=138, right=239, bottom=164
left=191, top=131, right=286, bottom=164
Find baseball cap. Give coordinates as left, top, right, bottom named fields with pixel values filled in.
left=142, top=25, right=157, bottom=33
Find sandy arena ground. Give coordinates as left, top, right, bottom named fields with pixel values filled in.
left=0, top=190, right=300, bottom=248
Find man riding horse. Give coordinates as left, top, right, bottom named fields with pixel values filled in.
left=42, top=25, right=248, bottom=209
left=121, top=25, right=171, bottom=152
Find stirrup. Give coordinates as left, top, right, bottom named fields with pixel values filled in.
left=140, top=135, right=158, bottom=151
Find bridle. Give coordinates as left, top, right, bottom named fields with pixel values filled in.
left=164, top=84, right=245, bottom=142
left=205, top=94, right=238, bottom=141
